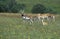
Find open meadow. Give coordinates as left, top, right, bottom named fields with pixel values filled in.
left=0, top=13, right=60, bottom=39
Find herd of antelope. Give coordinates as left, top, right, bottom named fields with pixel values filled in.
left=21, top=13, right=55, bottom=25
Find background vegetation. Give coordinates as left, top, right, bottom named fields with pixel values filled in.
left=0, top=0, right=60, bottom=14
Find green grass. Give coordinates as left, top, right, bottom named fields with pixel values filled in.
left=0, top=14, right=60, bottom=39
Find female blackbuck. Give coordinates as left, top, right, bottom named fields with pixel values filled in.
left=37, top=13, right=55, bottom=25
left=37, top=14, right=48, bottom=21
left=37, top=13, right=55, bottom=21
left=47, top=13, right=55, bottom=21
left=21, top=14, right=33, bottom=24
left=42, top=20, right=48, bottom=25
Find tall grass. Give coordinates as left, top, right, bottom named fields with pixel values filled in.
left=0, top=13, right=60, bottom=39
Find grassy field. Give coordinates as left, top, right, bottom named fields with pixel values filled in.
left=0, top=13, right=60, bottom=39
left=16, top=0, right=60, bottom=13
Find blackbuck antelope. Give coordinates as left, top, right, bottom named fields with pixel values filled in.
left=37, top=13, right=55, bottom=25
left=47, top=14, right=55, bottom=21
left=42, top=20, right=48, bottom=25
left=21, top=14, right=33, bottom=24
left=37, top=13, right=55, bottom=21
left=21, top=13, right=55, bottom=25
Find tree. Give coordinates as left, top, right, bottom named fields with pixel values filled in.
left=0, top=0, right=26, bottom=13
left=11, top=4, right=26, bottom=13
left=0, top=0, right=16, bottom=12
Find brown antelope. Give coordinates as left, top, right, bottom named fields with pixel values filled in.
left=42, top=20, right=48, bottom=25
left=37, top=13, right=55, bottom=21
left=36, top=13, right=55, bottom=25
left=21, top=13, right=55, bottom=25
left=47, top=13, right=55, bottom=21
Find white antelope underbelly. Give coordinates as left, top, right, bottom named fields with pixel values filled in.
left=23, top=17, right=30, bottom=19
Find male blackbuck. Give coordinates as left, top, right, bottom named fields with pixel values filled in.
left=21, top=14, right=33, bottom=24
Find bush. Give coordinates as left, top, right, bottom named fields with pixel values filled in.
left=31, top=4, right=47, bottom=14
left=31, top=4, right=57, bottom=14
